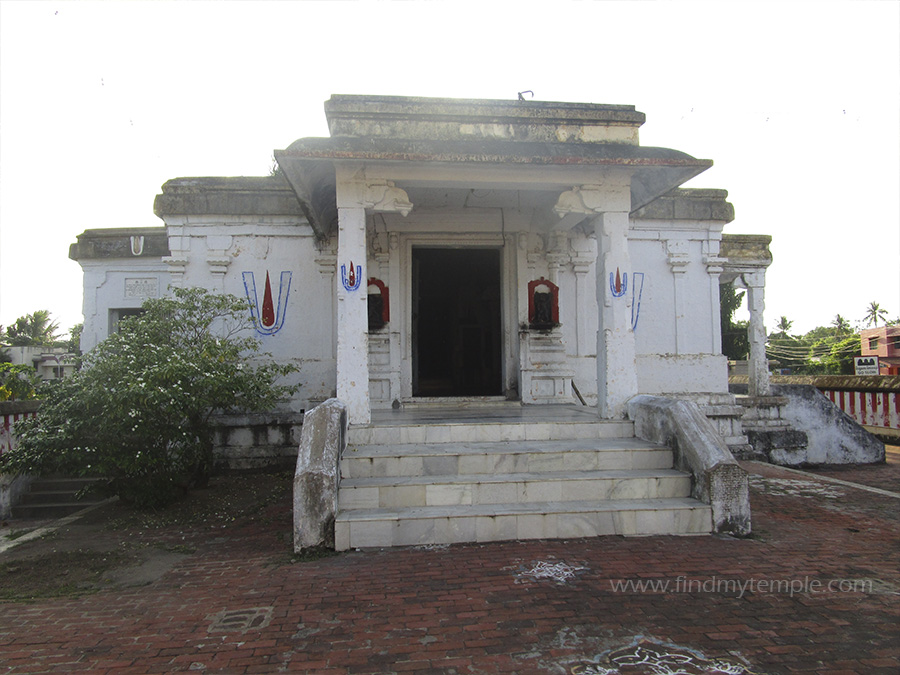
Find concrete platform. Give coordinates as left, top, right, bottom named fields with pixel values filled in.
left=0, top=458, right=897, bottom=673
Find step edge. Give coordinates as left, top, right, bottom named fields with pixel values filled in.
left=336, top=498, right=712, bottom=522
left=339, top=469, right=691, bottom=488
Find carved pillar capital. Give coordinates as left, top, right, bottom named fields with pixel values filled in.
left=553, top=184, right=631, bottom=225
left=162, top=255, right=188, bottom=286
left=337, top=177, right=413, bottom=216
left=666, top=239, right=690, bottom=274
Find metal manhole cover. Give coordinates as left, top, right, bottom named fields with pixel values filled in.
left=208, top=606, right=273, bottom=633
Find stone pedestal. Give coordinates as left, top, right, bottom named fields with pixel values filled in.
left=519, top=329, right=575, bottom=404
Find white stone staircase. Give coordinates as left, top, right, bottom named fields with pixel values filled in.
left=334, top=412, right=712, bottom=549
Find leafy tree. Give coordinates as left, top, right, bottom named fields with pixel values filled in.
left=2, top=288, right=298, bottom=508
left=863, top=301, right=889, bottom=327
left=0, top=329, right=10, bottom=364
left=64, top=323, right=84, bottom=357
left=719, top=283, right=749, bottom=360
left=0, top=363, right=41, bottom=401
left=3, top=310, right=60, bottom=346
left=821, top=334, right=861, bottom=374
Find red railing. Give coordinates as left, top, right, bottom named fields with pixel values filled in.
left=820, top=388, right=900, bottom=431
left=762, top=375, right=900, bottom=437
left=0, top=403, right=40, bottom=457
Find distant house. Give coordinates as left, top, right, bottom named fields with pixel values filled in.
left=3, top=346, right=77, bottom=381
left=860, top=326, right=900, bottom=375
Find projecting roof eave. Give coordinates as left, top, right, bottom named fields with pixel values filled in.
left=274, top=137, right=713, bottom=237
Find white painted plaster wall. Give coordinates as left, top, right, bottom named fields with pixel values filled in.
left=177, top=217, right=335, bottom=412
left=627, top=219, right=729, bottom=396
left=80, top=259, right=171, bottom=352
left=80, top=216, right=338, bottom=412
left=78, top=208, right=733, bottom=411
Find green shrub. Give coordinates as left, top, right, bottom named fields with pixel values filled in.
left=2, top=288, right=297, bottom=508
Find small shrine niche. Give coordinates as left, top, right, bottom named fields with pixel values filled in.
left=367, top=278, right=389, bottom=331
left=528, top=277, right=559, bottom=329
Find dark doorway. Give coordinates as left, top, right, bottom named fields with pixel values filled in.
left=412, top=248, right=502, bottom=396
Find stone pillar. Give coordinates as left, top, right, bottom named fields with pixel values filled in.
left=741, top=271, right=770, bottom=397
left=554, top=184, right=636, bottom=418
left=335, top=171, right=413, bottom=425
left=665, top=238, right=690, bottom=354
left=571, top=255, right=592, bottom=356
left=206, top=235, right=232, bottom=291
left=703, top=240, right=727, bottom=354
left=163, top=224, right=188, bottom=287
left=336, top=205, right=370, bottom=425
left=594, top=211, right=639, bottom=418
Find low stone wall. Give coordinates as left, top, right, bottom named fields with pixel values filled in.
left=1, top=403, right=302, bottom=473
left=210, top=412, right=305, bottom=471
left=0, top=403, right=302, bottom=516
left=627, top=395, right=751, bottom=536
left=293, top=399, right=347, bottom=552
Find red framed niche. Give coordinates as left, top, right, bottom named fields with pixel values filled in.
left=367, top=278, right=390, bottom=330
left=527, top=277, right=559, bottom=329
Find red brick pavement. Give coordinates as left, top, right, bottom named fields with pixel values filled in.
left=1, top=459, right=898, bottom=674
left=797, top=445, right=900, bottom=493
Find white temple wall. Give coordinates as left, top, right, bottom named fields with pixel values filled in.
left=80, top=258, right=171, bottom=353
left=161, top=215, right=337, bottom=412
left=629, top=219, right=729, bottom=395
left=78, top=207, right=733, bottom=410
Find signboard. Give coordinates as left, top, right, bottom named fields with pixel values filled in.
left=125, top=277, right=159, bottom=299
left=854, top=356, right=880, bottom=376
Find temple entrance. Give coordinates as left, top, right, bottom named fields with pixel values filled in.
left=412, top=247, right=502, bottom=397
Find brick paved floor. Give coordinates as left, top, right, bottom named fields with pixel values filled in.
left=1, top=457, right=897, bottom=674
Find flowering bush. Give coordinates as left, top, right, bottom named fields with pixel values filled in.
left=0, top=363, right=41, bottom=401
left=2, top=288, right=298, bottom=507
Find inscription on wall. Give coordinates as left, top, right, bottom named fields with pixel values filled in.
left=124, top=278, right=159, bottom=299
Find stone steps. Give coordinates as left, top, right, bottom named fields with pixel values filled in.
left=347, top=419, right=635, bottom=446
left=335, top=498, right=712, bottom=549
left=340, top=469, right=691, bottom=509
left=341, top=438, right=674, bottom=478
left=335, top=415, right=711, bottom=549
left=11, top=477, right=106, bottom=520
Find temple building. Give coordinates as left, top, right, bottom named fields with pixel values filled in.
left=70, top=95, right=779, bottom=547
left=71, top=94, right=773, bottom=423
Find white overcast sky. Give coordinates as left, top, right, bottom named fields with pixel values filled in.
left=1, top=0, right=898, bottom=337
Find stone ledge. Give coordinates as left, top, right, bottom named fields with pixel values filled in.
left=719, top=235, right=773, bottom=266
left=632, top=188, right=734, bottom=223
left=69, top=227, right=170, bottom=261
left=154, top=176, right=305, bottom=218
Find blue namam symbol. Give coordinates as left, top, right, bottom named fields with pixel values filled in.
left=242, top=270, right=292, bottom=336
left=609, top=267, right=646, bottom=331
left=341, top=261, right=363, bottom=292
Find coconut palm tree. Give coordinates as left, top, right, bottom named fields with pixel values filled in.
left=773, top=315, right=793, bottom=338
left=3, top=310, right=60, bottom=346
left=863, top=302, right=889, bottom=327
left=831, top=314, right=851, bottom=335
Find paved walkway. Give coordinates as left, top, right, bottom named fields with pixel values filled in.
left=1, top=456, right=898, bottom=674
